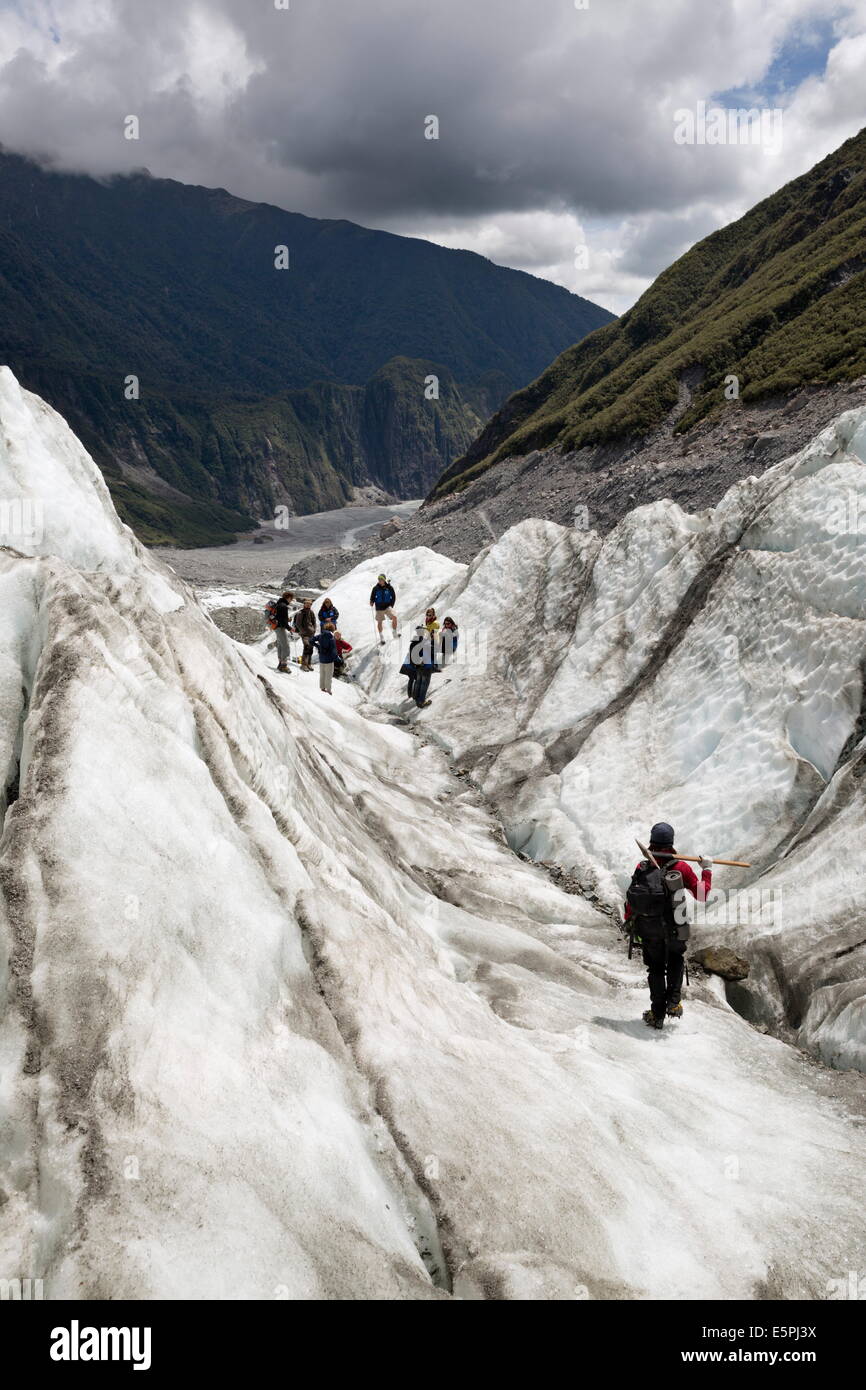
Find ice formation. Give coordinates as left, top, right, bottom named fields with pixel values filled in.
left=340, top=409, right=866, bottom=1073
left=0, top=368, right=864, bottom=1301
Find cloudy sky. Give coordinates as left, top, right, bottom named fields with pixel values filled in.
left=1, top=0, right=865, bottom=312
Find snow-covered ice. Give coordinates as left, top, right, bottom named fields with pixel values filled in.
left=1, top=368, right=864, bottom=1301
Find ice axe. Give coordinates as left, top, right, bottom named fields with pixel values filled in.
left=636, top=840, right=750, bottom=869
left=637, top=839, right=661, bottom=869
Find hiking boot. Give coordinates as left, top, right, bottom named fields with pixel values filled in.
left=666, top=1003, right=683, bottom=1018
left=643, top=1009, right=664, bottom=1030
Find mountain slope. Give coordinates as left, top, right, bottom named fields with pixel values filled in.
left=0, top=151, right=613, bottom=543
left=1, top=368, right=864, bottom=1299
left=435, top=126, right=866, bottom=498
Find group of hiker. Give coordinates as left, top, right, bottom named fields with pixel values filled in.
left=399, top=607, right=458, bottom=708
left=268, top=572, right=458, bottom=707
left=371, top=575, right=459, bottom=707
left=268, top=591, right=352, bottom=694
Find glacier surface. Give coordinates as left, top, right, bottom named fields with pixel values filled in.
left=0, top=367, right=864, bottom=1300
left=338, top=408, right=866, bottom=1074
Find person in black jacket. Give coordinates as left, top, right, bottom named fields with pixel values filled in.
left=275, top=591, right=295, bottom=672
left=312, top=623, right=338, bottom=694
left=369, top=574, right=398, bottom=642
left=400, top=626, right=437, bottom=707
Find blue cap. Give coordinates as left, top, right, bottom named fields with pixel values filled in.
left=649, top=821, right=675, bottom=848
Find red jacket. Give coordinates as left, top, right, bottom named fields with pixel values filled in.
left=624, top=858, right=711, bottom=920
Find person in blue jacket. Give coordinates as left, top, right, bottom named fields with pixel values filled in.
left=369, top=574, right=398, bottom=643
left=318, top=597, right=339, bottom=630
left=400, top=626, right=437, bottom=707
left=312, top=623, right=339, bottom=694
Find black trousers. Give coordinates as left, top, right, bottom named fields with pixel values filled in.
left=641, top=936, right=686, bottom=1018
left=413, top=671, right=431, bottom=706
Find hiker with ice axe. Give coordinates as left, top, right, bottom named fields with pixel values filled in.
left=623, top=821, right=750, bottom=1031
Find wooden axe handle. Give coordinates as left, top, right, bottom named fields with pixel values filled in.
left=635, top=840, right=750, bottom=868
left=676, top=853, right=752, bottom=868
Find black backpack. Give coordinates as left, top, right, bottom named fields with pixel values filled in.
left=625, top=858, right=689, bottom=956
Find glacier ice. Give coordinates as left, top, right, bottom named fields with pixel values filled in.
left=0, top=367, right=865, bottom=1301
left=340, top=407, right=866, bottom=1073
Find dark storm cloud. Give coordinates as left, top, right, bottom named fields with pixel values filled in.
left=0, top=0, right=809, bottom=216
left=0, top=0, right=863, bottom=308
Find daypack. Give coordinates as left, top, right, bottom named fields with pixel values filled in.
left=625, top=858, right=689, bottom=956
left=264, top=599, right=279, bottom=631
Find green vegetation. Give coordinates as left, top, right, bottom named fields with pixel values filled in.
left=435, top=128, right=866, bottom=498
left=113, top=482, right=258, bottom=548
left=0, top=151, right=612, bottom=544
